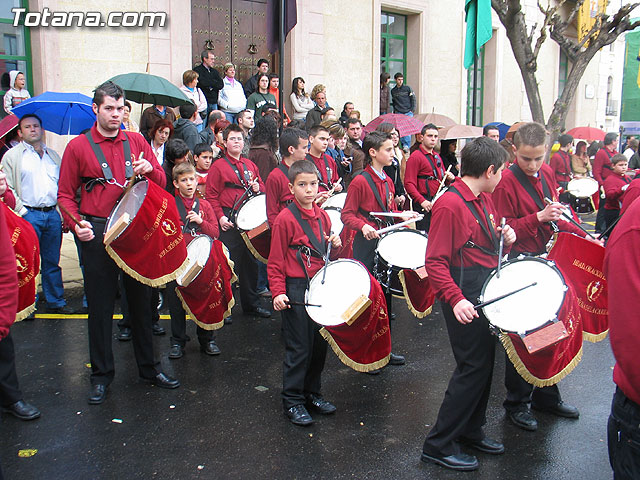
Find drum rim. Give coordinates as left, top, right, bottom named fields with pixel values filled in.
left=104, top=178, right=149, bottom=239
left=305, top=258, right=371, bottom=326
left=321, top=192, right=347, bottom=210
left=479, top=256, right=568, bottom=334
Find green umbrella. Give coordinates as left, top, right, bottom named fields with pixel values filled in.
left=108, top=72, right=192, bottom=107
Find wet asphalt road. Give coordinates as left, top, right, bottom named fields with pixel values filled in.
left=1, top=289, right=615, bottom=480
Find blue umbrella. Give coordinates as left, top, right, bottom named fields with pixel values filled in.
left=12, top=92, right=96, bottom=135
left=484, top=121, right=510, bottom=141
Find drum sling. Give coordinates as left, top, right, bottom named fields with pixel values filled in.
left=81, top=131, right=134, bottom=192
left=306, top=153, right=334, bottom=190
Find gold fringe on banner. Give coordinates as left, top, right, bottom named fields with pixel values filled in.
left=15, top=303, right=36, bottom=322
left=397, top=270, right=433, bottom=318
left=319, top=328, right=390, bottom=372
left=176, top=289, right=231, bottom=331
left=583, top=330, right=608, bottom=343
left=241, top=232, right=267, bottom=264
left=500, top=333, right=583, bottom=388
left=105, top=245, right=188, bottom=288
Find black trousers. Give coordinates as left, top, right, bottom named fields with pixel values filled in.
left=81, top=221, right=159, bottom=386
left=603, top=208, right=620, bottom=235
left=608, top=387, right=640, bottom=480
left=423, top=267, right=495, bottom=457
left=118, top=277, right=160, bottom=329
left=165, top=280, right=213, bottom=347
left=0, top=333, right=22, bottom=407
left=352, top=232, right=393, bottom=316
left=220, top=228, right=259, bottom=312
left=595, top=195, right=606, bottom=233
left=281, top=279, right=327, bottom=409
left=503, top=356, right=560, bottom=411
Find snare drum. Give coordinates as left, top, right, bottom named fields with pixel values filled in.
left=374, top=229, right=428, bottom=295
left=235, top=194, right=267, bottom=231
left=322, top=192, right=347, bottom=210
left=324, top=207, right=344, bottom=235
left=567, top=177, right=598, bottom=213
left=305, top=259, right=371, bottom=326
left=480, top=256, right=567, bottom=335
left=177, top=235, right=212, bottom=287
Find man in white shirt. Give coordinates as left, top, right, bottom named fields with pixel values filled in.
left=3, top=114, right=71, bottom=314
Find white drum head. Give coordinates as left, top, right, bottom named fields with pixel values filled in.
left=105, top=181, right=148, bottom=239
left=322, top=192, right=347, bottom=210
left=236, top=195, right=267, bottom=231
left=177, top=235, right=212, bottom=285
left=376, top=230, right=428, bottom=270
left=481, top=258, right=566, bottom=334
left=325, top=208, right=344, bottom=235
left=567, top=177, right=598, bottom=197
left=305, top=259, right=370, bottom=326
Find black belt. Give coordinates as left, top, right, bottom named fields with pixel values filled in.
left=25, top=205, right=56, bottom=212
left=82, top=214, right=107, bottom=224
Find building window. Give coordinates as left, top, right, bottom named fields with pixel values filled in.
left=466, top=46, right=484, bottom=126
left=558, top=50, right=569, bottom=97
left=0, top=0, right=32, bottom=115
left=381, top=12, right=407, bottom=86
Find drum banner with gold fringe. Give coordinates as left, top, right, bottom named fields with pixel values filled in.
left=547, top=232, right=608, bottom=342
left=105, top=180, right=188, bottom=287
left=500, top=283, right=584, bottom=387
left=2, top=201, right=40, bottom=321
left=242, top=229, right=270, bottom=264
left=320, top=273, right=391, bottom=372
left=398, top=269, right=435, bottom=318
left=336, top=225, right=356, bottom=260
left=176, top=240, right=237, bottom=330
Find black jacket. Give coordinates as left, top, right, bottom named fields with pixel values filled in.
left=173, top=118, right=200, bottom=153
left=305, top=105, right=323, bottom=131
left=391, top=84, right=416, bottom=114
left=243, top=73, right=260, bottom=98
left=193, top=64, right=224, bottom=105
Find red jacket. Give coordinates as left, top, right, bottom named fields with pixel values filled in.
left=267, top=199, right=339, bottom=297
left=0, top=203, right=18, bottom=339
left=603, top=173, right=631, bottom=210
left=175, top=194, right=219, bottom=242
left=404, top=146, right=448, bottom=205
left=265, top=164, right=293, bottom=227
left=593, top=146, right=617, bottom=187
left=306, top=152, right=340, bottom=192
left=604, top=196, right=640, bottom=405
left=205, top=155, right=264, bottom=221
left=492, top=162, right=585, bottom=255
left=426, top=178, right=508, bottom=307
left=620, top=178, right=640, bottom=215
left=549, top=150, right=572, bottom=185
left=58, top=125, right=163, bottom=228
left=341, top=165, right=397, bottom=232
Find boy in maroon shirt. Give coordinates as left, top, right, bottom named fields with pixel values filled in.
left=421, top=136, right=515, bottom=472
left=492, top=122, right=601, bottom=432
left=404, top=123, right=455, bottom=231
left=205, top=124, right=271, bottom=319
left=602, top=154, right=630, bottom=232
left=266, top=128, right=308, bottom=226
left=268, top=160, right=342, bottom=426
left=549, top=133, right=573, bottom=190
left=305, top=125, right=343, bottom=196
left=593, top=132, right=619, bottom=232
left=604, top=197, right=640, bottom=478
left=342, top=131, right=417, bottom=366
left=167, top=162, right=221, bottom=359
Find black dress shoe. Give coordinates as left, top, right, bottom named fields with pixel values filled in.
left=88, top=384, right=107, bottom=405
left=200, top=340, right=221, bottom=356
left=389, top=352, right=405, bottom=365
left=459, top=437, right=505, bottom=455
left=2, top=400, right=41, bottom=420
left=152, top=323, right=166, bottom=336
left=507, top=408, right=538, bottom=431
left=285, top=404, right=314, bottom=426
left=421, top=452, right=479, bottom=471
left=532, top=400, right=580, bottom=419
left=46, top=305, right=75, bottom=315
left=143, top=372, right=180, bottom=389
left=168, top=344, right=184, bottom=359
left=245, top=306, right=271, bottom=318
left=224, top=315, right=233, bottom=325
left=117, top=327, right=132, bottom=341
left=306, top=394, right=336, bottom=415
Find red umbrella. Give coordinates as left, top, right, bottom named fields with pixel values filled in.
left=0, top=115, right=19, bottom=149
left=363, top=113, right=424, bottom=137
left=439, top=124, right=483, bottom=140
left=414, top=112, right=457, bottom=129
left=566, top=126, right=606, bottom=142
left=505, top=121, right=526, bottom=140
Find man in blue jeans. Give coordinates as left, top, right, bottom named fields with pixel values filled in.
left=390, top=73, right=416, bottom=151
left=3, top=113, right=72, bottom=314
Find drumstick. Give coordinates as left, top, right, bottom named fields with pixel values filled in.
left=599, top=213, right=623, bottom=240
left=496, top=217, right=506, bottom=278
left=474, top=282, right=538, bottom=310
left=57, top=202, right=86, bottom=229
left=370, top=211, right=421, bottom=218
left=321, top=240, right=332, bottom=285
left=433, top=165, right=452, bottom=199
left=315, top=178, right=342, bottom=204
left=285, top=301, right=322, bottom=307
left=375, top=216, right=424, bottom=235
left=543, top=197, right=597, bottom=240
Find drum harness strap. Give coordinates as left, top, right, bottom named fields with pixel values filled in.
left=416, top=150, right=444, bottom=201
left=174, top=196, right=200, bottom=235
left=223, top=156, right=256, bottom=222
left=81, top=131, right=134, bottom=192
left=306, top=153, right=333, bottom=190
left=359, top=171, right=393, bottom=228
left=601, top=147, right=614, bottom=170
left=277, top=163, right=294, bottom=208
left=509, top=163, right=559, bottom=233
left=287, top=202, right=328, bottom=286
